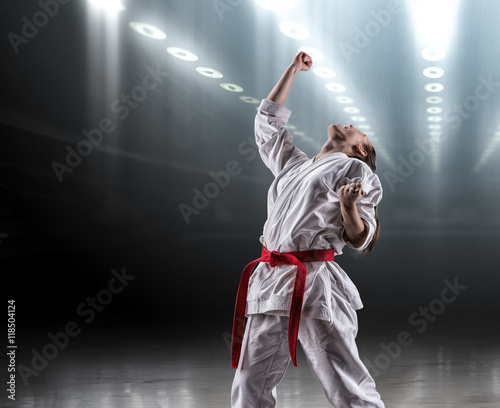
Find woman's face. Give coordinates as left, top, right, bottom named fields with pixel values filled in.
left=327, top=123, right=371, bottom=156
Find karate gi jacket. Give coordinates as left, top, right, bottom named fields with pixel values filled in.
left=245, top=99, right=383, bottom=322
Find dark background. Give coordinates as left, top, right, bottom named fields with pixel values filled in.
left=1, top=1, right=499, bottom=397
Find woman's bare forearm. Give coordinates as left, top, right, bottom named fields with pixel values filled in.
left=341, top=203, right=368, bottom=248
left=266, top=64, right=300, bottom=106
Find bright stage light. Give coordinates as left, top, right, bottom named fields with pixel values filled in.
left=429, top=124, right=441, bottom=130
left=196, top=67, right=223, bottom=78
left=344, top=107, right=360, bottom=114
left=336, top=96, right=353, bottom=104
left=313, top=67, right=336, bottom=78
left=352, top=116, right=366, bottom=122
left=298, top=47, right=324, bottom=61
left=167, top=47, right=198, bottom=61
left=255, top=0, right=295, bottom=12
left=220, top=83, right=243, bottom=92
left=421, top=47, right=446, bottom=61
left=326, top=83, right=345, bottom=92
left=279, top=22, right=309, bottom=40
left=425, top=83, right=444, bottom=92
left=427, top=107, right=442, bottom=114
left=87, top=0, right=124, bottom=12
left=240, top=96, right=260, bottom=104
left=129, top=22, right=166, bottom=39
left=423, top=67, right=444, bottom=79
left=408, top=0, right=461, bottom=48
left=428, top=116, right=442, bottom=122
left=426, top=96, right=443, bottom=104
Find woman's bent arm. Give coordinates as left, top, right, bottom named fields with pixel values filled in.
left=341, top=203, right=369, bottom=248
left=339, top=182, right=370, bottom=248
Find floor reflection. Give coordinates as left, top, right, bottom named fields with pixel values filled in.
left=9, top=316, right=500, bottom=408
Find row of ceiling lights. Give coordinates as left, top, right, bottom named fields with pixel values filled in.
left=128, top=22, right=262, bottom=106
left=421, top=46, right=446, bottom=171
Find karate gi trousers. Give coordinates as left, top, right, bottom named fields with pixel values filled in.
left=231, top=311, right=385, bottom=408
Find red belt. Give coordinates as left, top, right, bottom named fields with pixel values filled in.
left=231, top=246, right=335, bottom=369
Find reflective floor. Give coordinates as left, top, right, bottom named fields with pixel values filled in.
left=7, top=313, right=500, bottom=408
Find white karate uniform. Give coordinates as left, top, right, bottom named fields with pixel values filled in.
left=231, top=99, right=385, bottom=407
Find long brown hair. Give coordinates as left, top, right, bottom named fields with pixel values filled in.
left=349, top=142, right=380, bottom=255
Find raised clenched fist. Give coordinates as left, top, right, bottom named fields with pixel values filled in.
left=339, top=182, right=364, bottom=207
left=290, top=51, right=313, bottom=72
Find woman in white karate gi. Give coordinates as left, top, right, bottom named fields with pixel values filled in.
left=231, top=51, right=385, bottom=408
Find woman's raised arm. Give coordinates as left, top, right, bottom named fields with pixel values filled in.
left=266, top=51, right=312, bottom=106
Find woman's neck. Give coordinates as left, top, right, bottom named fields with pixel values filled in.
left=314, top=143, right=347, bottom=162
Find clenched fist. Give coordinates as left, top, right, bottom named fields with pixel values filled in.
left=290, top=51, right=313, bottom=72
left=339, top=182, right=364, bottom=208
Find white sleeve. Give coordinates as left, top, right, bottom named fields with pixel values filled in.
left=339, top=160, right=383, bottom=252
left=254, top=99, right=309, bottom=177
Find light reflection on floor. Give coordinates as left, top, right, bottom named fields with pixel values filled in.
left=8, top=317, right=500, bottom=408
